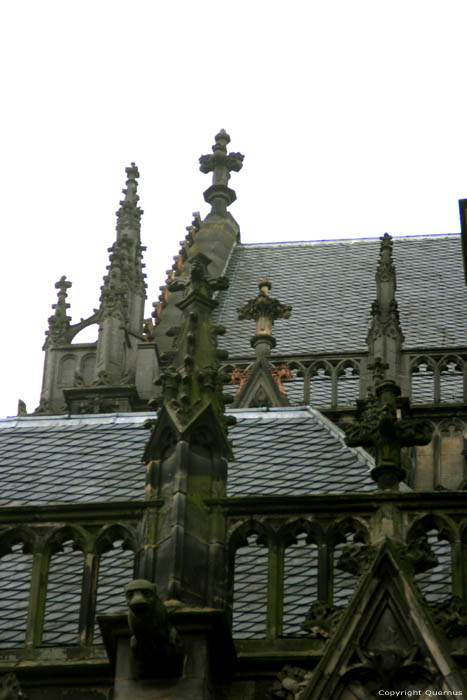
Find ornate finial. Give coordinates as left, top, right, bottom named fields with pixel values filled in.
left=366, top=234, right=404, bottom=382
left=44, top=275, right=72, bottom=347
left=238, top=278, right=292, bottom=355
left=116, top=162, right=143, bottom=238
left=199, top=130, right=244, bottom=216
left=343, top=380, right=432, bottom=490
left=100, top=164, right=146, bottom=322
left=376, top=233, right=395, bottom=281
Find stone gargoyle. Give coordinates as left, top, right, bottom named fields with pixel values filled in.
left=125, top=579, right=184, bottom=678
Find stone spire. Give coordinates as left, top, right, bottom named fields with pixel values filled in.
left=143, top=253, right=233, bottom=609
left=366, top=234, right=404, bottom=385
left=94, top=163, right=146, bottom=385
left=233, top=278, right=292, bottom=407
left=58, top=164, right=147, bottom=414
left=98, top=163, right=146, bottom=333
left=199, top=129, right=244, bottom=217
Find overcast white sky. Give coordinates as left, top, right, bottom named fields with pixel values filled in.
left=1, top=1, right=466, bottom=418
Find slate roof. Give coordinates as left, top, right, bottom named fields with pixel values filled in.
left=214, top=235, right=467, bottom=356
left=227, top=407, right=375, bottom=495
left=0, top=407, right=375, bottom=507
left=0, top=408, right=375, bottom=647
left=0, top=413, right=149, bottom=507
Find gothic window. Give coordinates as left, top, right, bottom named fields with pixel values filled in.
left=94, top=540, right=135, bottom=641
left=283, top=366, right=305, bottom=406
left=0, top=543, right=32, bottom=648
left=336, top=361, right=359, bottom=407
left=439, top=357, right=464, bottom=404
left=414, top=529, right=451, bottom=603
left=58, top=356, right=76, bottom=387
left=282, top=534, right=319, bottom=635
left=232, top=535, right=268, bottom=639
left=42, top=541, right=84, bottom=645
left=411, top=359, right=435, bottom=404
left=81, top=354, right=96, bottom=385
left=309, top=362, right=333, bottom=408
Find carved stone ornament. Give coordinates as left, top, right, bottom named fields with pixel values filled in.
left=336, top=542, right=376, bottom=577
left=396, top=536, right=439, bottom=575
left=0, top=673, right=26, bottom=700
left=125, top=579, right=183, bottom=679
left=376, top=232, right=396, bottom=281
left=231, top=367, right=251, bottom=396
left=301, top=601, right=344, bottom=639
left=99, top=163, right=146, bottom=322
left=199, top=129, right=244, bottom=214
left=344, top=379, right=432, bottom=489
left=366, top=233, right=405, bottom=359
left=199, top=129, right=244, bottom=187
left=268, top=665, right=313, bottom=700
left=367, top=356, right=389, bottom=385
left=44, top=275, right=72, bottom=347
left=237, top=278, right=292, bottom=335
left=149, top=252, right=234, bottom=458
left=428, top=596, right=467, bottom=639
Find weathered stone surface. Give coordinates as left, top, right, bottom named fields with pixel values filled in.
left=301, top=601, right=344, bottom=639
left=0, top=673, right=25, bottom=700
left=344, top=379, right=432, bottom=489
left=125, top=579, right=183, bottom=679
left=268, top=665, right=313, bottom=700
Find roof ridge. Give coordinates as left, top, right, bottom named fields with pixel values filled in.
left=238, top=233, right=459, bottom=249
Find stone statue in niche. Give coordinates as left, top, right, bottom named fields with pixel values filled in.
left=125, top=579, right=184, bottom=678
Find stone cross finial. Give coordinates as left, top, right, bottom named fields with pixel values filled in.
left=199, top=129, right=244, bottom=186
left=199, top=130, right=244, bottom=216
left=54, top=275, right=72, bottom=310
left=344, top=380, right=432, bottom=490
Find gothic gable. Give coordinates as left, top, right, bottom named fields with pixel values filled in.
left=302, top=540, right=466, bottom=699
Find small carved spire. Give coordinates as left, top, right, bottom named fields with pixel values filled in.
left=344, top=379, right=432, bottom=490
left=366, top=234, right=404, bottom=384
left=238, top=278, right=292, bottom=357
left=116, top=162, right=143, bottom=240
left=99, top=163, right=146, bottom=323
left=376, top=232, right=395, bottom=281
left=199, top=130, right=244, bottom=216
left=44, top=275, right=72, bottom=348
